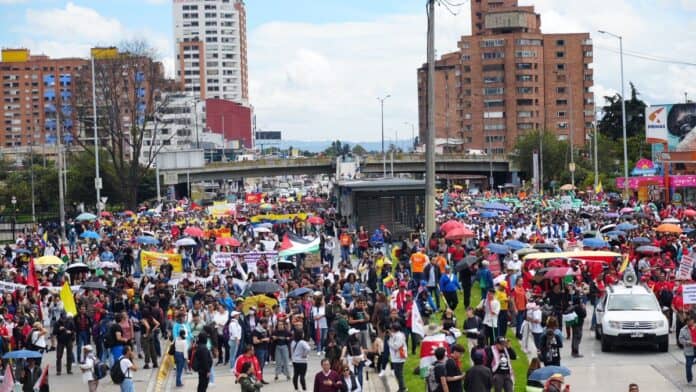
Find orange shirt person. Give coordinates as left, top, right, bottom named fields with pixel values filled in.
left=410, top=248, right=429, bottom=280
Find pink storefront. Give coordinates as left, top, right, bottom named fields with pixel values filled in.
left=616, top=175, right=696, bottom=203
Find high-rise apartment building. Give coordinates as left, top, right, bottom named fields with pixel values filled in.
left=0, top=49, right=86, bottom=150
left=417, top=0, right=594, bottom=155
left=173, top=0, right=249, bottom=104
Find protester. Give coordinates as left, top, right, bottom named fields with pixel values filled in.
left=239, top=362, right=264, bottom=392
left=463, top=351, right=493, bottom=392
left=193, top=333, right=213, bottom=392
left=79, top=345, right=98, bottom=392
left=387, top=322, right=407, bottom=392
left=174, top=329, right=188, bottom=387
left=488, top=337, right=517, bottom=392
left=313, top=358, right=342, bottom=392
left=291, top=330, right=311, bottom=392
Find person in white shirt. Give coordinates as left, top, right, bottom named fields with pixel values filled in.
left=212, top=303, right=229, bottom=365
left=79, top=345, right=98, bottom=392
left=527, top=301, right=544, bottom=349
left=174, top=329, right=189, bottom=387
left=119, top=345, right=137, bottom=392
left=387, top=323, right=407, bottom=392
left=228, top=311, right=243, bottom=366
left=478, top=288, right=501, bottom=345
left=311, top=294, right=328, bottom=354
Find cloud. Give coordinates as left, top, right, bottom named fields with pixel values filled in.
left=13, top=2, right=175, bottom=77
left=0, top=0, right=26, bottom=4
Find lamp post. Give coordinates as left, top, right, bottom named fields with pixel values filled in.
left=378, top=94, right=391, bottom=177
left=91, top=54, right=102, bottom=216
left=598, top=30, right=629, bottom=198
left=11, top=196, right=16, bottom=242
left=404, top=122, right=416, bottom=152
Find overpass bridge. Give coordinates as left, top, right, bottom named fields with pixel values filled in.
left=160, top=153, right=515, bottom=184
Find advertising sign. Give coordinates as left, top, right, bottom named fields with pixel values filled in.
left=646, top=104, right=696, bottom=150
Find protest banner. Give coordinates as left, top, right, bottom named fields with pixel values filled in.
left=140, top=250, right=183, bottom=273
left=677, top=255, right=694, bottom=280
left=683, top=283, right=696, bottom=304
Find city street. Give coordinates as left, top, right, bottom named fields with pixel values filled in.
left=563, top=319, right=685, bottom=391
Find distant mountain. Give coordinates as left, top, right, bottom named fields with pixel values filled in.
left=274, top=139, right=416, bottom=153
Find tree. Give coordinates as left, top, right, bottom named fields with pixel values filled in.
left=72, top=40, right=171, bottom=208
left=598, top=82, right=647, bottom=141
left=352, top=144, right=368, bottom=156
left=512, top=130, right=571, bottom=188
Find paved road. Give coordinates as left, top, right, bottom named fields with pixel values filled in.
left=562, top=313, right=686, bottom=391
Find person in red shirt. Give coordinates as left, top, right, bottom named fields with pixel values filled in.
left=313, top=358, right=342, bottom=392
left=234, top=345, right=262, bottom=381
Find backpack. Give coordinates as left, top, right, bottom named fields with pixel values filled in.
left=109, top=356, right=126, bottom=384
left=474, top=347, right=489, bottom=367
left=104, top=324, right=117, bottom=349
left=426, top=363, right=444, bottom=392
left=93, top=359, right=109, bottom=380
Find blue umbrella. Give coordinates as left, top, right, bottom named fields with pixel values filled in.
left=604, top=212, right=619, bottom=219
left=481, top=211, right=499, bottom=219
left=455, top=212, right=467, bottom=218
left=636, top=245, right=662, bottom=254
left=483, top=202, right=511, bottom=212
left=75, top=212, right=97, bottom=221
left=503, top=240, right=529, bottom=251
left=14, top=249, right=32, bottom=255
left=80, top=230, right=101, bottom=240
left=604, top=230, right=627, bottom=238
left=287, top=287, right=313, bottom=298
left=3, top=349, right=42, bottom=359
left=616, top=222, right=638, bottom=231
left=630, top=237, right=651, bottom=245
left=528, top=365, right=571, bottom=382
left=487, top=243, right=510, bottom=255
left=583, top=238, right=608, bottom=249
left=136, top=236, right=159, bottom=245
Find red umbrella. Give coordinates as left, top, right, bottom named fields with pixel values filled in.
left=184, top=226, right=205, bottom=238
left=685, top=209, right=696, bottom=218
left=100, top=211, right=112, bottom=218
left=440, top=220, right=463, bottom=233
left=541, top=267, right=577, bottom=280
left=445, top=227, right=474, bottom=240
left=307, top=216, right=325, bottom=225
left=216, top=237, right=241, bottom=247
left=123, top=210, right=135, bottom=216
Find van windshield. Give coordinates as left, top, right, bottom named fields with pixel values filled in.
left=606, top=294, right=658, bottom=311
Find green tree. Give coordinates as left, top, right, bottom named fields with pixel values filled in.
left=598, top=82, right=647, bottom=140
left=352, top=144, right=368, bottom=156
left=512, top=130, right=571, bottom=188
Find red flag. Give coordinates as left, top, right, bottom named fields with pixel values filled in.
left=59, top=245, right=69, bottom=257
left=0, top=363, right=13, bottom=392
left=33, top=365, right=49, bottom=391
left=280, top=234, right=293, bottom=251
left=26, top=257, right=39, bottom=289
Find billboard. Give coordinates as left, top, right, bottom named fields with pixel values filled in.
left=255, top=131, right=281, bottom=141
left=646, top=103, right=696, bottom=150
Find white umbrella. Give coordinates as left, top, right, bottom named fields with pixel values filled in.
left=99, top=261, right=120, bottom=269
left=253, top=227, right=271, bottom=233
left=175, top=237, right=197, bottom=247
left=662, top=217, right=681, bottom=224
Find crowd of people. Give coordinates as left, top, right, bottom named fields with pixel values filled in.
left=0, top=188, right=692, bottom=392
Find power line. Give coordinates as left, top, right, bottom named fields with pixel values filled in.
left=595, top=44, right=696, bottom=67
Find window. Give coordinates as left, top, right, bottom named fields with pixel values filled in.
left=484, top=99, right=504, bottom=108
left=556, top=39, right=566, bottom=46
left=483, top=87, right=504, bottom=95
left=556, top=99, right=568, bottom=105
left=585, top=51, right=593, bottom=57
left=516, top=39, right=542, bottom=46
left=518, top=111, right=533, bottom=118
left=515, top=50, right=536, bottom=58
left=556, top=51, right=565, bottom=58
left=516, top=63, right=533, bottom=70
left=516, top=74, right=533, bottom=82
left=556, top=87, right=567, bottom=94
left=558, top=122, right=568, bottom=129
left=481, top=39, right=505, bottom=47
left=482, top=64, right=504, bottom=72
left=556, top=63, right=566, bottom=71
left=484, top=111, right=504, bottom=119
left=518, top=123, right=534, bottom=130
left=461, top=55, right=471, bottom=61
left=484, top=123, right=505, bottom=130
left=517, top=87, right=533, bottom=94
left=517, top=99, right=534, bottom=106
left=483, top=75, right=504, bottom=84
left=485, top=135, right=506, bottom=142
left=482, top=51, right=505, bottom=59
left=557, top=111, right=567, bottom=117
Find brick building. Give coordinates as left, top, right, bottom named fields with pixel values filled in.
left=205, top=98, right=253, bottom=148
left=417, top=0, right=594, bottom=155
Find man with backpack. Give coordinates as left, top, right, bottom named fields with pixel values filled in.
left=79, top=345, right=102, bottom=392
left=427, top=347, right=448, bottom=392
left=110, top=345, right=137, bottom=392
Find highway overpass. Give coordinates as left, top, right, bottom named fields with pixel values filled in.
left=160, top=153, right=515, bottom=184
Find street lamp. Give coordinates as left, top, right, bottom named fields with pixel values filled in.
left=598, top=30, right=629, bottom=198
left=11, top=196, right=16, bottom=242
left=378, top=94, right=391, bottom=177
left=404, top=122, right=416, bottom=152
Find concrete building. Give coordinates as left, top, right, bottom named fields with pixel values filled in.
left=417, top=0, right=594, bottom=155
left=173, top=0, right=249, bottom=104
left=0, top=49, right=86, bottom=153
left=204, top=98, right=252, bottom=148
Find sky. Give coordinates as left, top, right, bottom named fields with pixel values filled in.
left=2, top=0, right=696, bottom=141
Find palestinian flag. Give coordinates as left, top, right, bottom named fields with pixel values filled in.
left=419, top=334, right=449, bottom=377
left=278, top=233, right=320, bottom=258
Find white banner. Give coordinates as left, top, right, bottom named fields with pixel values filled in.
left=211, top=251, right=278, bottom=272
left=683, top=283, right=696, bottom=304
left=0, top=281, right=80, bottom=293
left=678, top=255, right=694, bottom=280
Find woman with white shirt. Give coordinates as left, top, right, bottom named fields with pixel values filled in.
left=174, top=329, right=188, bottom=387
left=79, top=345, right=98, bottom=392
left=340, top=366, right=362, bottom=392
left=290, top=330, right=311, bottom=392
left=311, top=294, right=328, bottom=355
left=212, top=303, right=229, bottom=366
left=228, top=311, right=243, bottom=367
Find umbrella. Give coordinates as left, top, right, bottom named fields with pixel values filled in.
left=532, top=243, right=558, bottom=252
left=216, top=237, right=241, bottom=247
left=662, top=217, right=681, bottom=224
left=503, top=240, right=529, bottom=251
left=184, top=226, right=205, bottom=237
left=66, top=263, right=89, bottom=272
left=99, top=261, right=120, bottom=269
left=100, top=211, right=112, bottom=218
left=249, top=281, right=282, bottom=294
left=34, top=255, right=63, bottom=266
left=253, top=227, right=272, bottom=233
left=81, top=280, right=108, bottom=291
left=440, top=220, right=464, bottom=233
left=445, top=227, right=474, bottom=240
left=76, top=212, right=97, bottom=221
left=260, top=203, right=274, bottom=211
left=483, top=202, right=510, bottom=212
left=481, top=211, right=499, bottom=219
left=616, top=222, right=637, bottom=231
left=604, top=212, right=619, bottom=218
left=599, top=224, right=616, bottom=233
left=241, top=294, right=278, bottom=314
left=620, top=207, right=634, bottom=214
left=655, top=223, right=682, bottom=234
left=583, top=238, right=609, bottom=249
left=80, top=231, right=101, bottom=240
left=14, top=249, right=32, bottom=255
left=277, top=260, right=296, bottom=270
left=540, top=267, right=576, bottom=280
left=559, top=184, right=575, bottom=191
left=307, top=216, right=325, bottom=225
left=136, top=236, right=160, bottom=245
left=684, top=209, right=696, bottom=218
left=630, top=237, right=652, bottom=245
left=2, top=349, right=42, bottom=359
left=636, top=245, right=662, bottom=254
left=288, top=287, right=313, bottom=298
left=175, top=237, right=197, bottom=247
left=604, top=230, right=627, bottom=238
left=487, top=243, right=510, bottom=255
left=455, top=256, right=478, bottom=272
left=514, top=248, right=538, bottom=257
left=528, top=366, right=571, bottom=382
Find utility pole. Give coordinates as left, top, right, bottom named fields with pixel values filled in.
left=539, top=131, right=544, bottom=195
left=56, top=102, right=66, bottom=241
left=378, top=94, right=391, bottom=177
left=425, top=0, right=436, bottom=237
left=30, top=140, right=35, bottom=223
left=91, top=55, right=102, bottom=215
left=568, top=73, right=575, bottom=188
left=594, top=103, right=599, bottom=191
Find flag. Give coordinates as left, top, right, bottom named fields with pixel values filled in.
left=536, top=214, right=541, bottom=230
left=619, top=254, right=630, bottom=273
left=33, top=365, right=48, bottom=392
left=278, top=234, right=320, bottom=258
left=418, top=335, right=449, bottom=377
left=595, top=181, right=603, bottom=194
left=26, top=257, right=39, bottom=289
left=60, top=281, right=77, bottom=316
left=411, top=302, right=425, bottom=338
left=59, top=245, right=69, bottom=257
left=0, top=363, right=13, bottom=392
